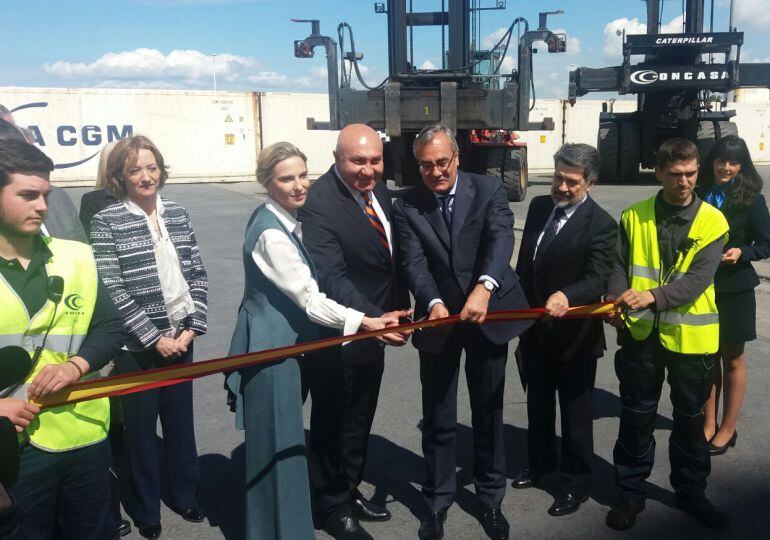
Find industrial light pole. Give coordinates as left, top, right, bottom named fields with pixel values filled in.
left=212, top=54, right=218, bottom=91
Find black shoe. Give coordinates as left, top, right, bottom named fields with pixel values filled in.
left=709, top=431, right=737, bottom=456
left=118, top=518, right=132, bottom=537
left=138, top=523, right=162, bottom=540
left=178, top=508, right=204, bottom=523
left=511, top=468, right=538, bottom=490
left=606, top=500, right=645, bottom=531
left=352, top=489, right=391, bottom=521
left=418, top=510, right=447, bottom=540
left=674, top=495, right=729, bottom=530
left=480, top=507, right=509, bottom=540
left=323, top=508, right=373, bottom=540
left=548, top=492, right=589, bottom=516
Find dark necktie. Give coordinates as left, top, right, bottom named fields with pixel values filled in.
left=362, top=191, right=390, bottom=252
left=438, top=194, right=454, bottom=229
left=535, top=207, right=565, bottom=264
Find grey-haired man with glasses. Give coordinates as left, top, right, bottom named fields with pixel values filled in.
left=394, top=123, right=531, bottom=540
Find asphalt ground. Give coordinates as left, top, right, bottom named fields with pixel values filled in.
left=64, top=167, right=770, bottom=540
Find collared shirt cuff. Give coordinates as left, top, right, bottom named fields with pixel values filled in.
left=427, top=298, right=445, bottom=311
left=343, top=308, right=365, bottom=337
left=478, top=275, right=499, bottom=289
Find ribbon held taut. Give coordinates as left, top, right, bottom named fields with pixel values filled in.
left=34, top=302, right=615, bottom=409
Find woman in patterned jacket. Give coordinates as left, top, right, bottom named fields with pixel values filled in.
left=90, top=135, right=208, bottom=540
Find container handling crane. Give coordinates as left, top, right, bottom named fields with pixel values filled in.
left=292, top=0, right=567, bottom=201
left=568, top=0, right=770, bottom=183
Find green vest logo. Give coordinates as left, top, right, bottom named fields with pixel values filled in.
left=64, top=294, right=84, bottom=311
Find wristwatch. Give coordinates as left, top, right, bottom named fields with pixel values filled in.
left=481, top=279, right=496, bottom=292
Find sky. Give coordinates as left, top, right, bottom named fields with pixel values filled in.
left=3, top=0, right=770, bottom=99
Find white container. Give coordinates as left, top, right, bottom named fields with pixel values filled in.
left=257, top=92, right=339, bottom=178
left=0, top=87, right=259, bottom=186
left=727, top=103, right=770, bottom=163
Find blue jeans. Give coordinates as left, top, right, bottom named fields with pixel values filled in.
left=10, top=439, right=118, bottom=540
left=613, top=330, right=717, bottom=504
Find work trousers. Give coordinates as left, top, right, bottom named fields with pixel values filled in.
left=11, top=439, right=117, bottom=540
left=419, top=325, right=508, bottom=511
left=613, top=331, right=717, bottom=504
left=302, top=344, right=385, bottom=519
left=116, top=347, right=199, bottom=526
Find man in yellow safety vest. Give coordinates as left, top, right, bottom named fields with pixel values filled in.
left=0, top=140, right=124, bottom=539
left=604, top=137, right=729, bottom=531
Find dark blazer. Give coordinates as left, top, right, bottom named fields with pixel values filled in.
left=516, top=195, right=617, bottom=362
left=709, top=193, right=770, bottom=294
left=44, top=186, right=87, bottom=243
left=80, top=188, right=118, bottom=239
left=298, top=167, right=409, bottom=365
left=394, top=171, right=531, bottom=351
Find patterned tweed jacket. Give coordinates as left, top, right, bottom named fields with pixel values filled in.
left=90, top=198, right=208, bottom=350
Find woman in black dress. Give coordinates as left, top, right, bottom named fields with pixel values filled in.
left=699, top=136, right=770, bottom=454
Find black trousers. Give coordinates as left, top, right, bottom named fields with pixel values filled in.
left=613, top=331, right=717, bottom=504
left=116, top=347, right=200, bottom=526
left=302, top=343, right=385, bottom=519
left=522, top=343, right=597, bottom=496
left=419, top=325, right=508, bottom=511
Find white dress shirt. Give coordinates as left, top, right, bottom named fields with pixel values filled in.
left=123, top=195, right=195, bottom=340
left=533, top=194, right=589, bottom=260
left=334, top=166, right=393, bottom=256
left=251, top=197, right=364, bottom=336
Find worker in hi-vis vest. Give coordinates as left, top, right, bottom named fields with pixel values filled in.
left=603, top=138, right=729, bottom=533
left=0, top=140, right=124, bottom=540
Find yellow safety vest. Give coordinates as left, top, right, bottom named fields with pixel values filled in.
left=621, top=196, right=728, bottom=354
left=0, top=237, right=109, bottom=451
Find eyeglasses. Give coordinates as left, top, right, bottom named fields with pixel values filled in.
left=418, top=151, right=456, bottom=173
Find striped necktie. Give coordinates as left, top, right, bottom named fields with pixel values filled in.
left=362, top=191, right=390, bottom=252
left=535, top=206, right=565, bottom=265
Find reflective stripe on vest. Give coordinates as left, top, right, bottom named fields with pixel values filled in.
left=621, top=196, right=729, bottom=354
left=0, top=237, right=110, bottom=451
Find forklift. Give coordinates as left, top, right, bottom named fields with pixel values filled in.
left=292, top=0, right=567, bottom=201
left=569, top=0, right=770, bottom=183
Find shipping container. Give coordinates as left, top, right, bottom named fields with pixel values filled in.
left=727, top=103, right=770, bottom=163
left=0, top=87, right=259, bottom=186
left=257, top=92, right=339, bottom=178
left=2, top=87, right=767, bottom=188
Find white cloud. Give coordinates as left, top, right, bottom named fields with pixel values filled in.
left=482, top=28, right=509, bottom=50
left=311, top=67, right=330, bottom=79
left=602, top=15, right=683, bottom=58
left=420, top=60, right=437, bottom=70
left=44, top=48, right=257, bottom=81
left=661, top=15, right=685, bottom=34
left=94, top=79, right=179, bottom=90
left=499, top=56, right=515, bottom=74
left=246, top=71, right=288, bottom=87
left=733, top=0, right=770, bottom=32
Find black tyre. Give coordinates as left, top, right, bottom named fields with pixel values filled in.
left=505, top=147, right=528, bottom=202
left=598, top=120, right=619, bottom=183
left=618, top=120, right=641, bottom=183
left=470, top=145, right=528, bottom=202
left=697, top=120, right=738, bottom=160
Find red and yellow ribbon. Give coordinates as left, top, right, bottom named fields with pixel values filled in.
left=35, top=302, right=615, bottom=409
